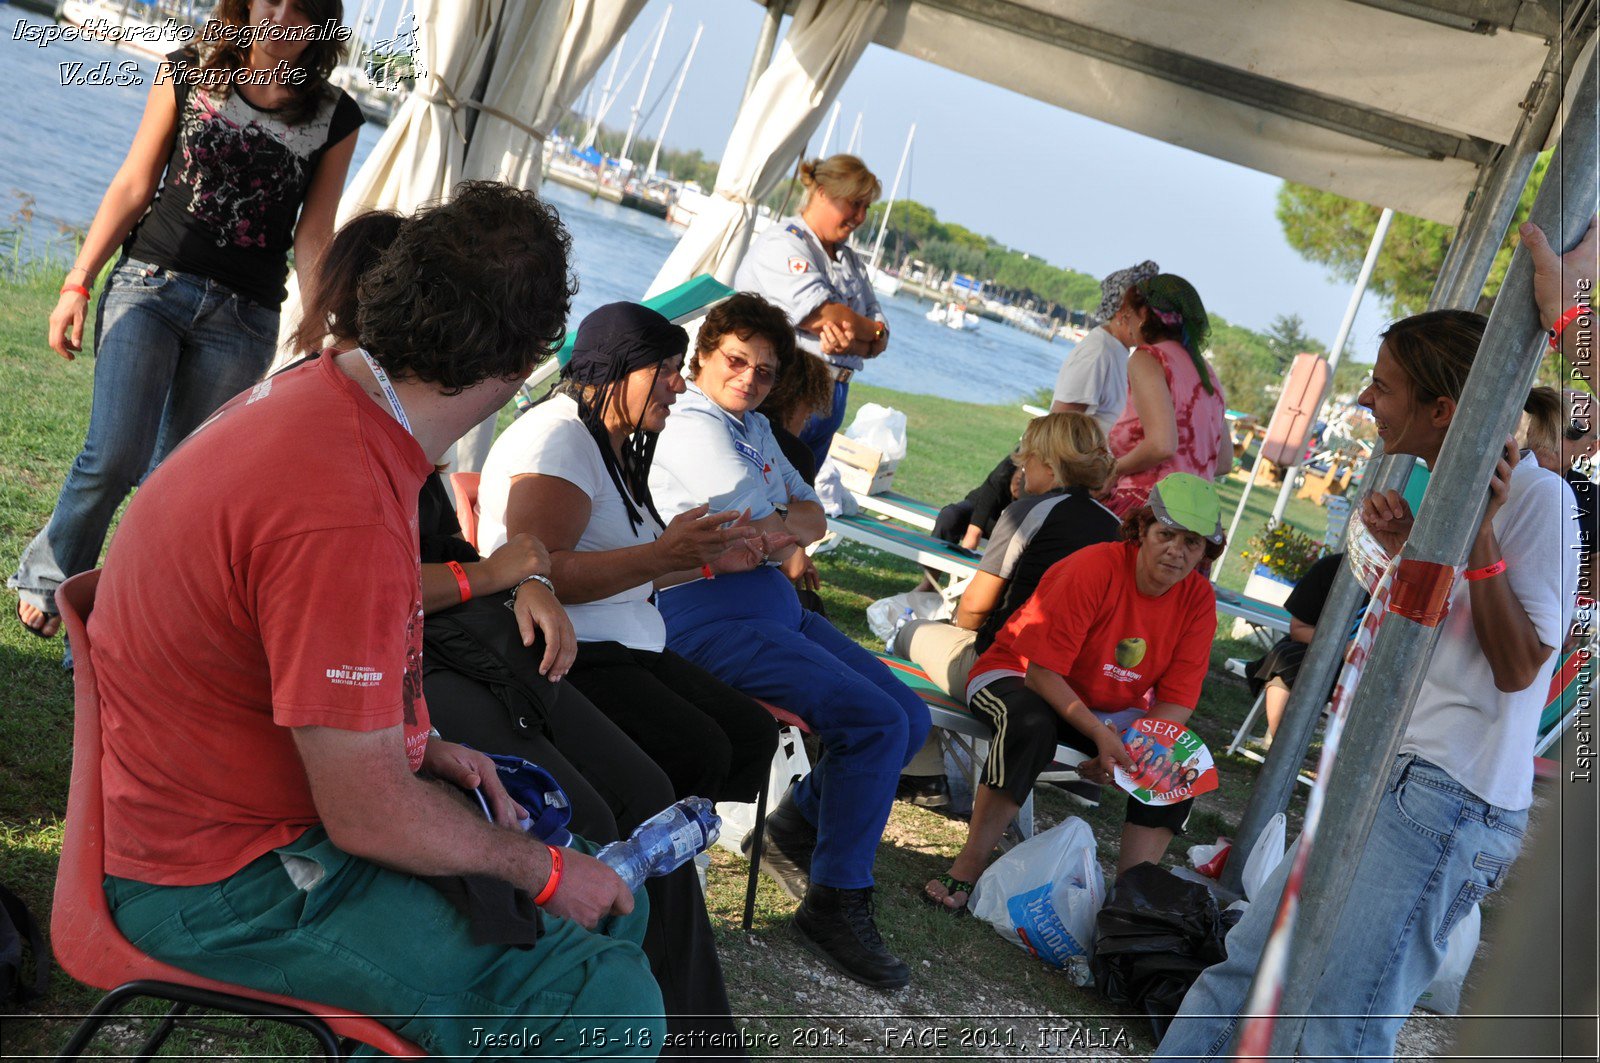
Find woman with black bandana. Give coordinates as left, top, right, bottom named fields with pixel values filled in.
left=477, top=302, right=782, bottom=804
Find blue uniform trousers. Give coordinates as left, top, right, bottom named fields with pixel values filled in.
left=661, top=569, right=930, bottom=889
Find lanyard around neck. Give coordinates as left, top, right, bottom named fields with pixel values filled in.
left=358, top=347, right=412, bottom=436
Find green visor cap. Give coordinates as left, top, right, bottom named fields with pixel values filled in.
left=1149, top=472, right=1225, bottom=544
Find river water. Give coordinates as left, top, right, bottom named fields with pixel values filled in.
left=1, top=9, right=1071, bottom=404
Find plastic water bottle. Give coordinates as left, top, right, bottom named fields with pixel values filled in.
left=596, top=797, right=722, bottom=892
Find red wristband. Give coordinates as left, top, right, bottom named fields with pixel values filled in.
left=445, top=560, right=472, bottom=602
left=701, top=563, right=715, bottom=581
left=1463, top=559, right=1507, bottom=582
left=1548, top=305, right=1589, bottom=348
left=533, top=844, right=563, bottom=905
left=60, top=283, right=91, bottom=300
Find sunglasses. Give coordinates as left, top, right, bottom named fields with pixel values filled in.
left=719, top=350, right=777, bottom=385
left=1566, top=421, right=1593, bottom=442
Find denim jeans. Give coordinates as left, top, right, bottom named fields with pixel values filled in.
left=661, top=568, right=932, bottom=889
left=106, top=828, right=662, bottom=1058
left=10, top=258, right=279, bottom=616
left=1157, top=754, right=1527, bottom=1061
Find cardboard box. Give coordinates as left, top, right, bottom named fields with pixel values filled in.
left=828, top=433, right=899, bottom=495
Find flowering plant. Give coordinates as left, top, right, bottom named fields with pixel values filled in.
left=1240, top=522, right=1324, bottom=584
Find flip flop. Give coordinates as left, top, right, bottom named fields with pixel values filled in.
left=922, top=872, right=975, bottom=916
left=16, top=600, right=60, bottom=639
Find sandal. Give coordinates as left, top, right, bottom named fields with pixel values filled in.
left=16, top=600, right=60, bottom=639
left=922, top=873, right=975, bottom=916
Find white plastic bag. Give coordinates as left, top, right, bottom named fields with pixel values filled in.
left=714, top=724, right=811, bottom=858
left=1241, top=813, right=1286, bottom=902
left=865, top=590, right=951, bottom=645
left=969, top=817, right=1105, bottom=968
left=811, top=459, right=859, bottom=517
left=844, top=403, right=908, bottom=461
left=1417, top=903, right=1480, bottom=1015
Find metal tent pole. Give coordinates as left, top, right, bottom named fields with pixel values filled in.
left=1267, top=208, right=1394, bottom=524
left=1260, top=46, right=1597, bottom=1057
left=1219, top=29, right=1582, bottom=897
left=1441, top=44, right=1578, bottom=310
left=741, top=0, right=786, bottom=106
left=1213, top=453, right=1260, bottom=580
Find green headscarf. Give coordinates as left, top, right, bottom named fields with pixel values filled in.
left=1137, top=275, right=1214, bottom=394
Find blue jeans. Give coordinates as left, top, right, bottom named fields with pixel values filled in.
left=10, top=258, right=279, bottom=616
left=799, top=378, right=851, bottom=473
left=1157, top=755, right=1527, bottom=1061
left=661, top=569, right=931, bottom=889
left=106, top=828, right=662, bottom=1058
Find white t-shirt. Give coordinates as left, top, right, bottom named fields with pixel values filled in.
left=478, top=394, right=667, bottom=653
left=1399, top=457, right=1578, bottom=810
left=1051, top=326, right=1129, bottom=434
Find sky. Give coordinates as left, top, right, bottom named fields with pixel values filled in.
left=584, top=0, right=1394, bottom=362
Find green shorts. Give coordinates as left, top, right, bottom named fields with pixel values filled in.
left=105, top=828, right=664, bottom=1058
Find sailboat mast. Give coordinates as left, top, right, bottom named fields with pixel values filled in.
left=870, top=123, right=914, bottom=272
left=818, top=100, right=840, bottom=158
left=620, top=6, right=672, bottom=166
left=647, top=21, right=702, bottom=181
left=580, top=33, right=627, bottom=151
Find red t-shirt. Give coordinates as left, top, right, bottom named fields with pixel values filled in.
left=970, top=540, right=1216, bottom=711
left=93, top=354, right=434, bottom=885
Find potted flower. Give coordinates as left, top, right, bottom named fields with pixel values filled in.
left=1239, top=522, right=1325, bottom=605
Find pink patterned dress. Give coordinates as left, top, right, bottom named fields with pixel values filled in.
left=1104, top=341, right=1227, bottom=517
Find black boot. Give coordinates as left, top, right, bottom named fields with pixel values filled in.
left=740, top=790, right=816, bottom=901
left=793, top=884, right=910, bottom=989
left=896, top=773, right=951, bottom=808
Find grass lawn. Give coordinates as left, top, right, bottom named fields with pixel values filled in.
left=0, top=269, right=1325, bottom=1058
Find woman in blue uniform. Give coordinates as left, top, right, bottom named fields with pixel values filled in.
left=734, top=154, right=890, bottom=470
left=650, top=293, right=929, bottom=991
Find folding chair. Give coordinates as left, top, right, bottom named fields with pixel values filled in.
left=448, top=471, right=481, bottom=551
left=741, top=701, right=812, bottom=931
left=52, top=571, right=426, bottom=1059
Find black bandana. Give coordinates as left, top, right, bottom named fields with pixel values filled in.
left=567, top=303, right=688, bottom=384
left=556, top=303, right=687, bottom=532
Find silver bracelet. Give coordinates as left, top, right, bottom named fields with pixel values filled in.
left=508, top=572, right=556, bottom=602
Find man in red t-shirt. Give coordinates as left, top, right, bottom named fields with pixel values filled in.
left=924, top=473, right=1224, bottom=914
left=91, top=183, right=663, bottom=1056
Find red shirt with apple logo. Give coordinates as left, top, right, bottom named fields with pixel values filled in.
left=970, top=540, right=1215, bottom=711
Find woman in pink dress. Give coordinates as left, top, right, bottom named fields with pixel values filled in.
left=1103, top=275, right=1232, bottom=516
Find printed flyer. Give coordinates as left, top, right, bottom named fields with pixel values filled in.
left=1113, top=717, right=1220, bottom=805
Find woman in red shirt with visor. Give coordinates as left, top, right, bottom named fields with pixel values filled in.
left=925, top=472, right=1224, bottom=913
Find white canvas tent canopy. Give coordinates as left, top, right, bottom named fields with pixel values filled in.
left=647, top=0, right=1591, bottom=293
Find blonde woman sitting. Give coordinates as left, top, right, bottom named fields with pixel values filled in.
left=894, top=413, right=1121, bottom=807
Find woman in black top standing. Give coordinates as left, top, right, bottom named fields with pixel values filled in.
left=12, top=0, right=360, bottom=639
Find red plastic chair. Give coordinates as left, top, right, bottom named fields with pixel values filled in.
left=52, top=570, right=426, bottom=1058
left=449, top=471, right=481, bottom=551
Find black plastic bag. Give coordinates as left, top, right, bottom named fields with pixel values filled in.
left=1090, top=863, right=1229, bottom=1040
